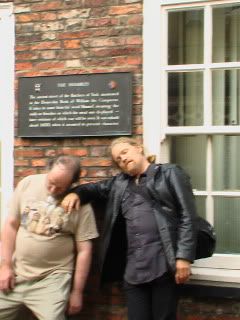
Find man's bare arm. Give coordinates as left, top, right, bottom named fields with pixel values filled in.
left=67, top=240, right=92, bottom=315
left=0, top=215, right=20, bottom=290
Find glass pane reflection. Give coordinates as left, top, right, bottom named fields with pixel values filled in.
left=213, top=5, right=240, bottom=63
left=214, top=197, right=240, bottom=254
left=168, top=9, right=203, bottom=65
left=168, top=72, right=203, bottom=126
left=213, top=135, right=240, bottom=191
left=170, top=135, right=206, bottom=190
left=213, top=69, right=240, bottom=125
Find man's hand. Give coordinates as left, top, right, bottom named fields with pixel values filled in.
left=0, top=263, right=15, bottom=291
left=175, top=259, right=191, bottom=284
left=61, top=193, right=81, bottom=213
left=67, top=290, right=83, bottom=315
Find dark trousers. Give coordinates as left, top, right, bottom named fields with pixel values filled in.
left=124, top=274, right=178, bottom=320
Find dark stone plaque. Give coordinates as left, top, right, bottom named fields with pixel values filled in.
left=18, top=72, right=132, bottom=137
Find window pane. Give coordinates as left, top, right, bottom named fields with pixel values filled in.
left=168, top=9, right=203, bottom=65
left=168, top=72, right=203, bottom=126
left=213, top=5, right=240, bottom=63
left=170, top=135, right=206, bottom=190
left=213, top=69, right=240, bottom=125
left=213, top=135, right=240, bottom=190
left=214, top=197, right=240, bottom=254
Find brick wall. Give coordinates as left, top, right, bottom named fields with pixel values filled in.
left=13, top=0, right=240, bottom=319
left=14, top=0, right=143, bottom=184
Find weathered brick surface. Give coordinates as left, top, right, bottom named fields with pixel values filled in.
left=13, top=0, right=240, bottom=319
left=15, top=0, right=143, bottom=182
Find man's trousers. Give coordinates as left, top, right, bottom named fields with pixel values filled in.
left=0, top=273, right=72, bottom=320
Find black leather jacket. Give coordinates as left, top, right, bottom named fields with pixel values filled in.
left=73, top=164, right=197, bottom=283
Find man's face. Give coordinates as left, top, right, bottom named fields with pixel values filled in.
left=46, top=164, right=73, bottom=199
left=111, top=142, right=144, bottom=176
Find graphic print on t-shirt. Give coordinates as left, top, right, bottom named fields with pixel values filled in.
left=21, top=196, right=69, bottom=237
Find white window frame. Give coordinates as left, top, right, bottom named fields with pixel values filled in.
left=143, top=0, right=240, bottom=284
left=0, top=3, right=14, bottom=228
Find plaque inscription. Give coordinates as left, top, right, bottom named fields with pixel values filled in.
left=18, top=73, right=132, bottom=137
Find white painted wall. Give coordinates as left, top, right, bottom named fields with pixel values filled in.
left=0, top=3, right=14, bottom=227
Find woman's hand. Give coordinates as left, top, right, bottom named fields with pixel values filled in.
left=61, top=193, right=81, bottom=213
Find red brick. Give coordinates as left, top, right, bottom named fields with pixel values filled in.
left=81, top=158, right=112, bottom=167
left=86, top=18, right=118, bottom=28
left=63, top=40, right=81, bottom=49
left=34, top=61, right=65, bottom=70
left=45, top=149, right=58, bottom=157
left=16, top=13, right=40, bottom=23
left=15, top=62, right=33, bottom=71
left=127, top=56, right=142, bottom=65
left=84, top=0, right=107, bottom=7
left=15, top=159, right=30, bottom=166
left=32, top=1, right=62, bottom=12
left=15, top=44, right=31, bottom=52
left=127, top=15, right=143, bottom=25
left=109, top=4, right=142, bottom=15
left=31, top=159, right=48, bottom=167
left=81, top=138, right=111, bottom=146
left=126, top=35, right=142, bottom=45
left=14, top=138, right=32, bottom=147
left=40, top=12, right=57, bottom=21
left=31, top=41, right=61, bottom=50
left=16, top=52, right=37, bottom=60
left=62, top=148, right=88, bottom=157
left=14, top=149, right=45, bottom=158
left=58, top=31, right=94, bottom=40
left=91, top=47, right=141, bottom=57
left=35, top=140, right=59, bottom=147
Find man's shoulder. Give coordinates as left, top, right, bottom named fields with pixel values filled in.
left=75, top=203, right=94, bottom=215
left=17, top=174, right=46, bottom=190
left=20, top=173, right=46, bottom=183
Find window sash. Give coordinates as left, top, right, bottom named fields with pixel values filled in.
left=163, top=3, right=240, bottom=133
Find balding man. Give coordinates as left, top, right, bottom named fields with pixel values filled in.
left=0, top=155, right=98, bottom=320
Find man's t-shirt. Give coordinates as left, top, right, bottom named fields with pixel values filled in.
left=8, top=174, right=98, bottom=281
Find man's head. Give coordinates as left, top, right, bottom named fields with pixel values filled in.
left=110, top=137, right=149, bottom=177
left=46, top=155, right=81, bottom=199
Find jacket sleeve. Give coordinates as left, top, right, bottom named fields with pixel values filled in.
left=71, top=177, right=116, bottom=205
left=167, top=165, right=197, bottom=262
